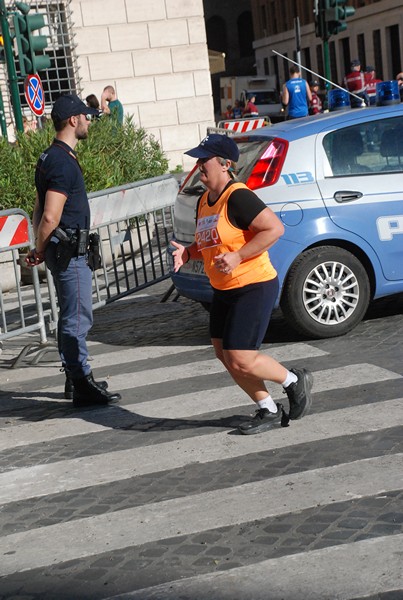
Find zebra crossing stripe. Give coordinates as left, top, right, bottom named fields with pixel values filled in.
left=104, top=534, right=403, bottom=600
left=1, top=398, right=402, bottom=505
left=0, top=342, right=328, bottom=386
left=0, top=364, right=401, bottom=451
left=0, top=454, right=401, bottom=577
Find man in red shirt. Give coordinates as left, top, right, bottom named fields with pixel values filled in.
left=243, top=94, right=259, bottom=116
left=364, top=66, right=382, bottom=106
left=344, top=60, right=368, bottom=108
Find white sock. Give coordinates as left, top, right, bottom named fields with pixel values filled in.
left=257, top=395, right=278, bottom=413
left=282, top=370, right=298, bottom=388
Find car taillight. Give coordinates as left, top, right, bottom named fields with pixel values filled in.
left=246, top=138, right=288, bottom=190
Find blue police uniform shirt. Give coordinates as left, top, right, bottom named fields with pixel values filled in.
left=35, top=139, right=90, bottom=230
left=286, top=77, right=309, bottom=118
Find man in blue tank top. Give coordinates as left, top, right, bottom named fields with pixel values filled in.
left=282, top=66, right=312, bottom=119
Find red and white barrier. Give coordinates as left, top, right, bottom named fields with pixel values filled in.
left=0, top=213, right=29, bottom=250
left=219, top=118, right=267, bottom=133
left=0, top=209, right=48, bottom=361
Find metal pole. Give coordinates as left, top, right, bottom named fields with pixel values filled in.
left=323, top=40, right=331, bottom=91
left=272, top=49, right=365, bottom=105
left=0, top=0, right=23, bottom=134
left=294, top=17, right=301, bottom=68
left=0, top=86, right=7, bottom=138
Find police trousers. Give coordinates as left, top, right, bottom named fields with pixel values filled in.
left=46, top=243, right=93, bottom=378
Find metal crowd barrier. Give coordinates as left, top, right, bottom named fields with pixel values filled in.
left=0, top=208, right=48, bottom=366
left=0, top=174, right=178, bottom=367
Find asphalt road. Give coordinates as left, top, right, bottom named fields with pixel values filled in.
left=0, top=283, right=402, bottom=600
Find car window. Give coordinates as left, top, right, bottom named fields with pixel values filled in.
left=323, top=116, right=403, bottom=177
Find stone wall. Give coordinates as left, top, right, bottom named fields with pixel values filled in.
left=70, top=0, right=215, bottom=170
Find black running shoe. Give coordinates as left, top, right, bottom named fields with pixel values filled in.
left=285, top=368, right=313, bottom=420
left=238, top=403, right=283, bottom=435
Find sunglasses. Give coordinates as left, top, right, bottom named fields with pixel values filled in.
left=83, top=113, right=93, bottom=121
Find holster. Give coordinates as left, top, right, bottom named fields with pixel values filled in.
left=54, top=227, right=78, bottom=271
left=87, top=232, right=102, bottom=271
left=53, top=227, right=90, bottom=271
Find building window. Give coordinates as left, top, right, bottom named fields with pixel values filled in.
left=206, top=16, right=228, bottom=54
left=238, top=11, right=254, bottom=57
left=302, top=48, right=311, bottom=73
left=269, top=1, right=278, bottom=35
left=283, top=54, right=289, bottom=82
left=261, top=4, right=268, bottom=36
left=271, top=54, right=280, bottom=89
left=357, top=34, right=366, bottom=69
left=386, top=24, right=401, bottom=78
left=341, top=37, right=351, bottom=78
left=373, top=30, right=383, bottom=80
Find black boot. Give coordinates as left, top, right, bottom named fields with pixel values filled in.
left=65, top=372, right=108, bottom=400
left=72, top=374, right=121, bottom=407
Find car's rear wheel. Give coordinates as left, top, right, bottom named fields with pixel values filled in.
left=280, top=246, right=371, bottom=339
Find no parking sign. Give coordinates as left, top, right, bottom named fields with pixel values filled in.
left=24, top=74, right=45, bottom=117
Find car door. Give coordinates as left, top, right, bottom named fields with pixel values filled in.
left=315, top=114, right=403, bottom=282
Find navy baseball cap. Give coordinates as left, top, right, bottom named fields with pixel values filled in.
left=365, top=65, right=375, bottom=72
left=185, top=134, right=240, bottom=162
left=51, top=94, right=99, bottom=122
left=351, top=59, right=361, bottom=68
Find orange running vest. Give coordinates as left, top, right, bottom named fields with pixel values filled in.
left=195, top=182, right=277, bottom=290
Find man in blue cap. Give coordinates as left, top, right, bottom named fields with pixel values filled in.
left=25, top=94, right=122, bottom=407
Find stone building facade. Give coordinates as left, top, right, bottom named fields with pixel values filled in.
left=70, top=0, right=215, bottom=170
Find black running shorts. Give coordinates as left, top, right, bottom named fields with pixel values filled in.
left=209, top=277, right=279, bottom=350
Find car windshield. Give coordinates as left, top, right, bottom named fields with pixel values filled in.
left=253, top=90, right=280, bottom=105
left=180, top=138, right=272, bottom=193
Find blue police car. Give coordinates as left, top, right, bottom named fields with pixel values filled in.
left=169, top=103, right=403, bottom=339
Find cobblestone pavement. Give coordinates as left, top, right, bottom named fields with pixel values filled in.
left=0, top=283, right=402, bottom=599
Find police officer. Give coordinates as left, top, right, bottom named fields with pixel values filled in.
left=26, top=94, right=121, bottom=407
left=309, top=80, right=322, bottom=114
left=364, top=66, right=382, bottom=106
left=344, top=59, right=368, bottom=108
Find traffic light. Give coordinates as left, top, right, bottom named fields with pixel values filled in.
left=325, top=0, right=355, bottom=37
left=12, top=2, right=51, bottom=76
left=0, top=35, right=4, bottom=64
left=314, top=0, right=327, bottom=40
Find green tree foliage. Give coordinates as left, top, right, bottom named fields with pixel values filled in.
left=0, top=115, right=169, bottom=214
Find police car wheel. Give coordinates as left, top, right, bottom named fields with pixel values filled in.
left=281, top=246, right=371, bottom=339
